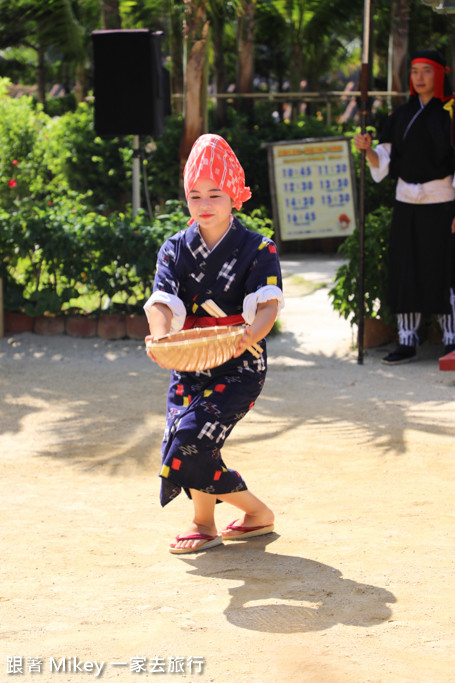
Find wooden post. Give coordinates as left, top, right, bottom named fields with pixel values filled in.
left=357, top=0, right=371, bottom=366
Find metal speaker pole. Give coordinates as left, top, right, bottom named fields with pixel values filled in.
left=132, top=135, right=141, bottom=217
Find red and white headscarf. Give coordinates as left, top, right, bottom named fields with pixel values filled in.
left=183, top=134, right=252, bottom=210
left=409, top=50, right=452, bottom=103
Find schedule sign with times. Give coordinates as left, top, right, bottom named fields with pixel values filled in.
left=266, top=136, right=357, bottom=242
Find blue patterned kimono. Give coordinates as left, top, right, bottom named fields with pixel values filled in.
left=152, top=217, right=282, bottom=507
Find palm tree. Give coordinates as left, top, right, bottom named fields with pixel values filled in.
left=178, top=0, right=209, bottom=189
left=277, top=0, right=363, bottom=116
left=236, top=0, right=257, bottom=118
left=0, top=0, right=85, bottom=106
left=388, top=0, right=410, bottom=104
left=101, top=0, right=121, bottom=29
left=207, top=0, right=240, bottom=127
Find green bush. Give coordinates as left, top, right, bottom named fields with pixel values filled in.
left=0, top=82, right=135, bottom=213
left=143, top=115, right=183, bottom=207
left=49, top=103, right=132, bottom=210
left=327, top=129, right=396, bottom=330
left=0, top=79, right=57, bottom=210
left=347, top=126, right=395, bottom=216
left=2, top=195, right=96, bottom=314
left=0, top=80, right=396, bottom=321
left=1, top=198, right=274, bottom=315
left=329, top=205, right=394, bottom=328
left=43, top=93, right=78, bottom=117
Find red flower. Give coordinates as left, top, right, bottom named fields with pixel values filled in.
left=47, top=201, right=52, bottom=206
left=8, top=179, right=17, bottom=188
left=12, top=160, right=18, bottom=165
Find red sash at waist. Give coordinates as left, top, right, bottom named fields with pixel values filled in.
left=183, top=313, right=245, bottom=330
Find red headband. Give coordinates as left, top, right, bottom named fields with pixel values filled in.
left=184, top=134, right=252, bottom=212
left=409, top=57, right=452, bottom=103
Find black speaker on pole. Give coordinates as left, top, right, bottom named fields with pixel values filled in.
left=91, top=29, right=170, bottom=137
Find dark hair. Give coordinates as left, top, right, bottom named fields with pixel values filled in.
left=411, top=49, right=446, bottom=67
left=410, top=49, right=452, bottom=100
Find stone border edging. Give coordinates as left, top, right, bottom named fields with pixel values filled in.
left=4, top=312, right=149, bottom=341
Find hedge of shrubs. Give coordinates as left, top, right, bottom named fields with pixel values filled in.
left=1, top=196, right=273, bottom=316
left=0, top=76, right=393, bottom=320
left=0, top=77, right=277, bottom=317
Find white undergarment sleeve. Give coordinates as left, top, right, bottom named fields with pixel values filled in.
left=143, top=291, right=186, bottom=332
left=242, top=285, right=284, bottom=325
left=369, top=142, right=391, bottom=183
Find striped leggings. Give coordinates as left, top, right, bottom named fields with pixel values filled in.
left=398, top=288, right=455, bottom=346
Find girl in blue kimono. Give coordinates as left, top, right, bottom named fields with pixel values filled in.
left=144, top=134, right=284, bottom=554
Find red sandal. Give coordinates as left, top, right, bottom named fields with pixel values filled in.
left=169, top=533, right=223, bottom=554
left=221, top=520, right=275, bottom=540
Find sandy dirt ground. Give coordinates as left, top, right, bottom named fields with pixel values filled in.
left=1, top=253, right=455, bottom=683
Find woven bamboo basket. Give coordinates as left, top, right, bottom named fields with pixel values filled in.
left=146, top=325, right=245, bottom=371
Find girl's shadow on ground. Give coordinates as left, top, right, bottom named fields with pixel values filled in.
left=181, top=535, right=396, bottom=634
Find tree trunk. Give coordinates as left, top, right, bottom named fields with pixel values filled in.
left=179, top=1, right=209, bottom=196
left=388, top=0, right=409, bottom=106
left=74, top=63, right=86, bottom=103
left=287, top=3, right=305, bottom=121
left=289, top=42, right=303, bottom=120
left=236, top=0, right=256, bottom=120
left=211, top=3, right=227, bottom=128
left=37, top=43, right=46, bottom=106
left=101, top=0, right=122, bottom=30
left=169, top=4, right=184, bottom=114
